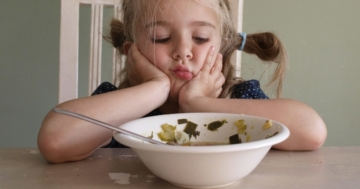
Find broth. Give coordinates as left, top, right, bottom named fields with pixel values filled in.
left=183, top=142, right=229, bottom=146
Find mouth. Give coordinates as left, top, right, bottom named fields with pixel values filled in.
left=173, top=70, right=193, bottom=80
left=172, top=64, right=193, bottom=80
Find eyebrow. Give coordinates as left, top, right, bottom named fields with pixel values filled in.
left=145, top=21, right=171, bottom=29
left=192, top=21, right=216, bottom=29
left=145, top=20, right=216, bottom=29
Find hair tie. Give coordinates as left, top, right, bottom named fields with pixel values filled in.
left=238, top=32, right=247, bottom=51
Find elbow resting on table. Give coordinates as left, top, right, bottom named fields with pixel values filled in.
left=37, top=128, right=92, bottom=164
left=38, top=135, right=93, bottom=163
left=274, top=131, right=327, bottom=151
left=300, top=130, right=327, bottom=151
left=302, top=110, right=328, bottom=150
left=37, top=110, right=100, bottom=163
left=306, top=119, right=327, bottom=150
left=37, top=135, right=68, bottom=163
left=274, top=112, right=327, bottom=151
left=38, top=135, right=71, bottom=163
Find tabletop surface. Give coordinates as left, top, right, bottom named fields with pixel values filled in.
left=0, top=147, right=359, bottom=189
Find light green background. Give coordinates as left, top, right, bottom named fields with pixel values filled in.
left=1, top=0, right=359, bottom=147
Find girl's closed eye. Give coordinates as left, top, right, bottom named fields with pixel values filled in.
left=152, top=37, right=171, bottom=43
left=148, top=26, right=171, bottom=43
left=193, top=37, right=209, bottom=44
left=152, top=36, right=209, bottom=44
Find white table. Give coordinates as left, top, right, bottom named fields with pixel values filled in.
left=0, top=147, right=359, bottom=189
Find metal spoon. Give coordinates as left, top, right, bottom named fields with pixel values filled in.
left=52, top=108, right=178, bottom=146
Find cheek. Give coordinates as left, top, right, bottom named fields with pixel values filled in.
left=193, top=47, right=214, bottom=67
left=142, top=46, right=169, bottom=71
left=153, top=54, right=167, bottom=71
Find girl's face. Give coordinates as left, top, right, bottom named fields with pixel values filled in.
left=135, top=0, right=221, bottom=102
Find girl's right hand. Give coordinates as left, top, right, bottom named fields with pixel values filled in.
left=126, top=44, right=170, bottom=87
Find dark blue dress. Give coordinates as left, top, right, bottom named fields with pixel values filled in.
left=92, top=80, right=269, bottom=148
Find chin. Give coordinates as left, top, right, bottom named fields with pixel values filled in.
left=169, top=89, right=180, bottom=103
left=169, top=80, right=185, bottom=100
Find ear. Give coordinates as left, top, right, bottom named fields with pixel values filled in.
left=123, top=42, right=132, bottom=55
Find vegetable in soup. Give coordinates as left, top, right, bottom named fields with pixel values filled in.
left=156, top=118, right=277, bottom=146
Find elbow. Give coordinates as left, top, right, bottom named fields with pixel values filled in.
left=293, top=100, right=328, bottom=151
left=37, top=111, right=94, bottom=163
left=299, top=108, right=327, bottom=151
left=37, top=114, right=68, bottom=163
left=38, top=145, right=66, bottom=164
left=37, top=128, right=91, bottom=163
left=37, top=132, right=68, bottom=163
left=306, top=118, right=327, bottom=150
left=302, top=134, right=326, bottom=151
left=271, top=99, right=328, bottom=151
left=296, top=114, right=327, bottom=151
left=38, top=134, right=94, bottom=164
left=274, top=111, right=327, bottom=151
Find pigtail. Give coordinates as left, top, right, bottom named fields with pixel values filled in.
left=105, top=18, right=131, bottom=89
left=107, top=18, right=127, bottom=54
left=242, top=32, right=287, bottom=98
left=219, top=31, right=287, bottom=98
left=218, top=0, right=287, bottom=98
left=106, top=0, right=154, bottom=89
left=243, top=32, right=286, bottom=63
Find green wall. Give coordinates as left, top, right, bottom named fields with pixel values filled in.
left=242, top=0, right=360, bottom=146
left=1, top=0, right=359, bottom=147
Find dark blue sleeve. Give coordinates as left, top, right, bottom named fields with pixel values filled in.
left=91, top=82, right=118, bottom=95
left=230, top=80, right=269, bottom=99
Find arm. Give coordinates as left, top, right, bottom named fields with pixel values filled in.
left=179, top=49, right=327, bottom=151
left=38, top=45, right=170, bottom=163
left=180, top=97, right=327, bottom=151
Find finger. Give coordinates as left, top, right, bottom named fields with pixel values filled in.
left=201, top=46, right=215, bottom=72
left=210, top=53, right=223, bottom=75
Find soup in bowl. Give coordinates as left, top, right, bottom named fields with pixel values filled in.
left=114, top=113, right=289, bottom=188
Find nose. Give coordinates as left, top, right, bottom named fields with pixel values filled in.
left=172, top=38, right=193, bottom=61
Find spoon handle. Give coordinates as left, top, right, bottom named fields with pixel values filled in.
left=52, top=108, right=166, bottom=145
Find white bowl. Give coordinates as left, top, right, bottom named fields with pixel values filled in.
left=113, top=113, right=289, bottom=188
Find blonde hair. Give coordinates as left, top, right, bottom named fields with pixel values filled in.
left=108, top=0, right=287, bottom=98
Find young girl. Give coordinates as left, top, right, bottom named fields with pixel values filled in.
left=38, top=0, right=327, bottom=163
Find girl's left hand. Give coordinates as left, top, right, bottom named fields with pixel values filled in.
left=178, top=46, right=225, bottom=111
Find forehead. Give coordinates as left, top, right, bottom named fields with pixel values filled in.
left=136, top=0, right=220, bottom=27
